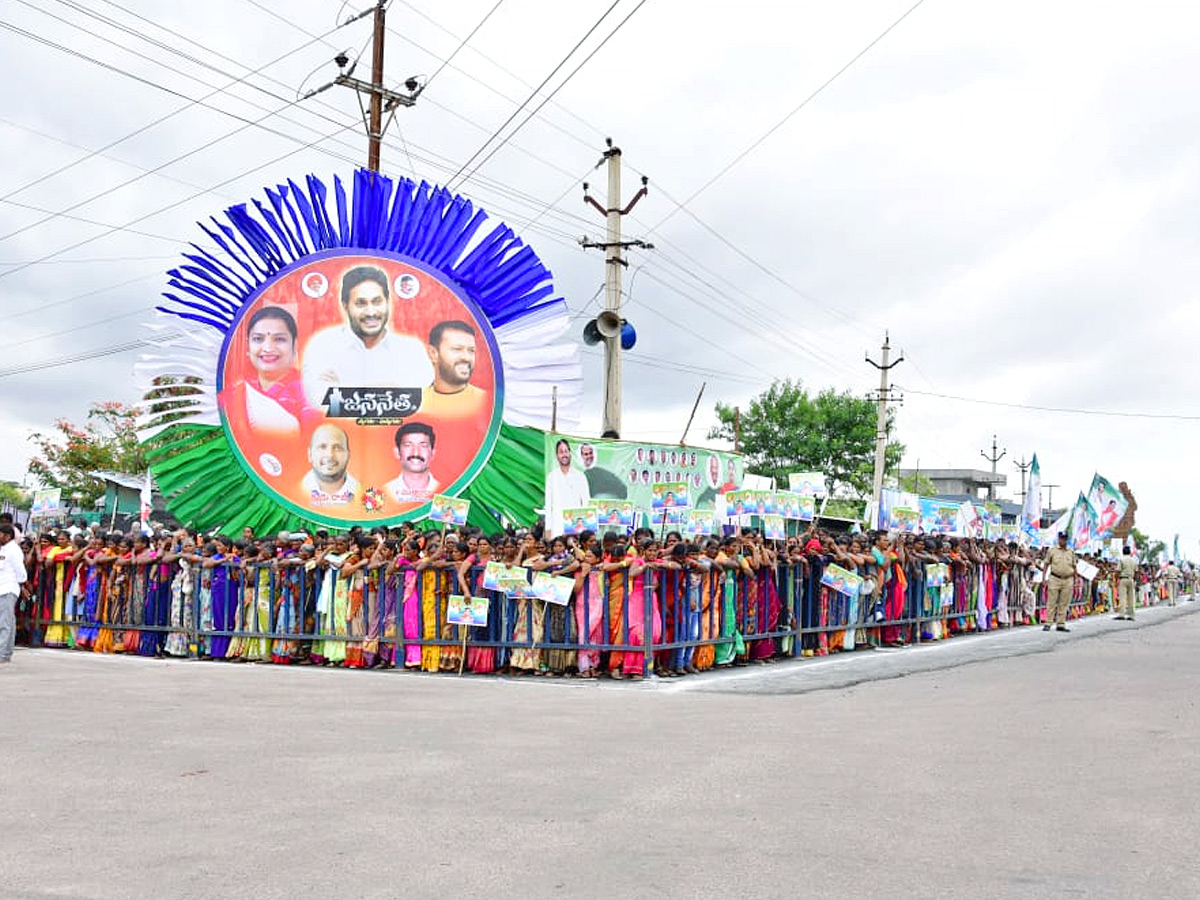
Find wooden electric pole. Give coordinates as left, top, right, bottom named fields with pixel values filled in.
left=305, top=2, right=420, bottom=172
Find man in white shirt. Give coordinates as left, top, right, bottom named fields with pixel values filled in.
left=0, top=512, right=22, bottom=543
left=0, top=523, right=28, bottom=664
left=301, top=265, right=433, bottom=407
left=544, top=438, right=591, bottom=538
left=385, top=422, right=441, bottom=502
left=299, top=424, right=361, bottom=508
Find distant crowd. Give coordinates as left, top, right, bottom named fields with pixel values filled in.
left=1, top=510, right=1194, bottom=676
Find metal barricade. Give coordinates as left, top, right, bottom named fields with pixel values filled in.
left=23, top=553, right=1140, bottom=674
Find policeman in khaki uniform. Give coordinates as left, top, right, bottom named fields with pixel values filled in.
left=1042, top=531, right=1077, bottom=632
left=1164, top=560, right=1181, bottom=606
left=1115, top=546, right=1138, bottom=621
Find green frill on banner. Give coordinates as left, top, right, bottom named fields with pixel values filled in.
left=146, top=422, right=546, bottom=534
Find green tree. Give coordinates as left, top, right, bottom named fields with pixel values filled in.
left=897, top=471, right=936, bottom=495
left=0, top=482, right=28, bottom=510
left=27, top=401, right=147, bottom=508
left=708, top=378, right=904, bottom=496
left=1128, top=527, right=1166, bottom=564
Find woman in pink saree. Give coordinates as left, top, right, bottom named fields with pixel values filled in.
left=390, top=538, right=422, bottom=669
left=574, top=547, right=604, bottom=678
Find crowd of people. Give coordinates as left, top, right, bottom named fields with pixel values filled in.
left=2, top=509, right=1195, bottom=674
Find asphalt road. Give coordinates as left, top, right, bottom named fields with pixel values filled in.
left=2, top=600, right=1197, bottom=900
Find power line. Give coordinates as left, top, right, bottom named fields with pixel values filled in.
left=901, top=387, right=1200, bottom=421
left=0, top=4, right=347, bottom=206
left=0, top=336, right=151, bottom=378
left=0, top=4, right=364, bottom=247
left=449, top=0, right=650, bottom=191
left=635, top=178, right=868, bottom=332
left=393, top=0, right=605, bottom=149
left=579, top=348, right=761, bottom=387
left=650, top=0, right=930, bottom=230
left=444, top=0, right=625, bottom=190
left=0, top=118, right=361, bottom=288
left=420, top=0, right=507, bottom=91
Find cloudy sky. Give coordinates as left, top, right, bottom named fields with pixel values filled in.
left=1, top=0, right=1196, bottom=547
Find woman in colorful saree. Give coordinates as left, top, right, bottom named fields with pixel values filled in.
left=205, top=536, right=238, bottom=659
left=270, top=541, right=304, bottom=664
left=455, top=534, right=498, bottom=674
left=74, top=535, right=109, bottom=651
left=366, top=537, right=394, bottom=667
left=41, top=531, right=76, bottom=647
left=712, top=538, right=746, bottom=667
left=875, top=532, right=909, bottom=648
left=227, top=542, right=274, bottom=662
left=341, top=535, right=373, bottom=669
left=613, top=538, right=661, bottom=680
left=392, top=538, right=422, bottom=669
left=573, top=546, right=604, bottom=678
left=416, top=533, right=445, bottom=672
left=437, top=540, right=467, bottom=673
left=101, top=537, right=133, bottom=653
left=163, top=536, right=197, bottom=658
left=311, top=535, right=350, bottom=666
left=91, top=535, right=123, bottom=653
left=506, top=534, right=541, bottom=675
left=539, top=536, right=579, bottom=675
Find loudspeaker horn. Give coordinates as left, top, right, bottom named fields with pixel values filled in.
left=596, top=309, right=622, bottom=338
left=582, top=319, right=602, bottom=345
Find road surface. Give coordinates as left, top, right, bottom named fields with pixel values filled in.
left=2, top=600, right=1197, bottom=900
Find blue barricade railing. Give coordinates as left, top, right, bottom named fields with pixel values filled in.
left=17, top=554, right=1170, bottom=672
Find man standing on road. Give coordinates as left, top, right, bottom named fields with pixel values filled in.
left=1164, top=560, right=1181, bottom=606
left=0, top=523, right=28, bottom=665
left=1115, top=546, right=1138, bottom=621
left=1042, top=531, right=1077, bottom=632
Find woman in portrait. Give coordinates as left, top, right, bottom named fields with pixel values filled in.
left=224, top=306, right=310, bottom=438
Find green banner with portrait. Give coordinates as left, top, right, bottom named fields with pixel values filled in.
left=542, top=433, right=745, bottom=536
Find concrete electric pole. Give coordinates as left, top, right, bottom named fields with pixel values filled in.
left=305, top=2, right=420, bottom=172
left=582, top=140, right=651, bottom=438
left=866, top=333, right=904, bottom=528
left=1013, top=455, right=1031, bottom=503
left=1045, top=483, right=1060, bottom=517
left=980, top=434, right=1006, bottom=501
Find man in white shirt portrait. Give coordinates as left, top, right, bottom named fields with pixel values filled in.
left=385, top=421, right=441, bottom=502
left=301, top=265, right=433, bottom=408
left=300, top=424, right=361, bottom=508
left=544, top=437, right=591, bottom=538
left=0, top=523, right=29, bottom=664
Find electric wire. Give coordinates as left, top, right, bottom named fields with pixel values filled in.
left=0, top=4, right=348, bottom=205
left=649, top=0, right=930, bottom=231
left=900, top=387, right=1200, bottom=422
left=444, top=0, right=625, bottom=190
left=420, top=0, right=507, bottom=92
left=449, top=0, right=650, bottom=190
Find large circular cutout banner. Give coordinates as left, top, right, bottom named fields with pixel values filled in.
left=216, top=250, right=503, bottom=526
left=136, top=170, right=583, bottom=535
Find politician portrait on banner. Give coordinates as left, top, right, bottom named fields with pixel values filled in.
left=216, top=251, right=503, bottom=526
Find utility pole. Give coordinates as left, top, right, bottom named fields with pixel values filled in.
left=679, top=382, right=706, bottom=446
left=1045, top=483, right=1060, bottom=517
left=1013, top=455, right=1031, bottom=502
left=305, top=2, right=420, bottom=172
left=866, top=333, right=904, bottom=528
left=980, top=434, right=1006, bottom=501
left=582, top=139, right=651, bottom=438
